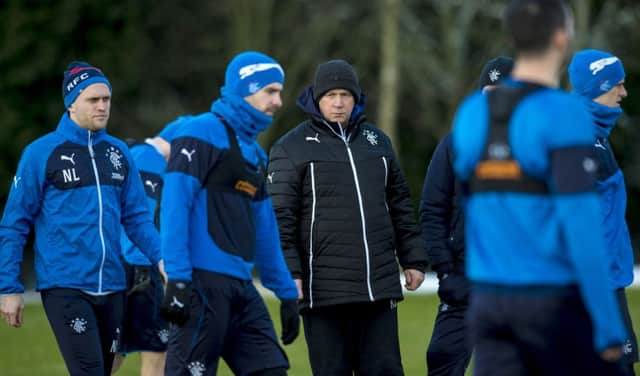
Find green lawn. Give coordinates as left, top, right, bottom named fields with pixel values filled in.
left=1, top=289, right=639, bottom=375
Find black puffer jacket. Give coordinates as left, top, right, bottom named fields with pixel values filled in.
left=267, top=87, right=426, bottom=309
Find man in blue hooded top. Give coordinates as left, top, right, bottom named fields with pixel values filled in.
left=569, top=48, right=638, bottom=375
left=159, top=51, right=300, bottom=376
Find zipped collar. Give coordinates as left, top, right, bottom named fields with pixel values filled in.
left=56, top=112, right=107, bottom=145
left=296, top=85, right=367, bottom=141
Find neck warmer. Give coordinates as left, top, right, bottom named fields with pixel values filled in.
left=210, top=88, right=273, bottom=143
left=582, top=97, right=622, bottom=139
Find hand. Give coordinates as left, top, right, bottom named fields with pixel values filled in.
left=599, top=346, right=623, bottom=362
left=1, top=294, right=25, bottom=328
left=128, top=265, right=152, bottom=296
left=404, top=269, right=425, bottom=291
left=437, top=271, right=469, bottom=306
left=294, top=278, right=303, bottom=300
left=160, top=280, right=192, bottom=326
left=280, top=299, right=300, bottom=345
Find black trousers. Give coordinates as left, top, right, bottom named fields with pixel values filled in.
left=302, top=299, right=404, bottom=376
left=469, top=286, right=628, bottom=376
left=426, top=303, right=471, bottom=376
left=165, top=270, right=288, bottom=376
left=41, top=288, right=125, bottom=376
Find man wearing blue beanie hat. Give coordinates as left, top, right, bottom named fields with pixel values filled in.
left=0, top=61, right=164, bottom=375
left=568, top=49, right=637, bottom=375
left=159, top=51, right=299, bottom=376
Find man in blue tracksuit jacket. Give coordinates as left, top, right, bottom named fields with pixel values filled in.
left=0, top=61, right=163, bottom=376
left=568, top=49, right=638, bottom=375
left=452, top=1, right=628, bottom=375
left=114, top=119, right=185, bottom=375
left=159, top=51, right=300, bottom=376
left=420, top=56, right=513, bottom=376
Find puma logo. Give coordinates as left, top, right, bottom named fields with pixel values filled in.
left=594, top=139, right=607, bottom=150
left=60, top=153, right=76, bottom=165
left=267, top=172, right=274, bottom=184
left=145, top=180, right=158, bottom=193
left=170, top=296, right=184, bottom=308
left=305, top=133, right=320, bottom=143
left=180, top=148, right=196, bottom=162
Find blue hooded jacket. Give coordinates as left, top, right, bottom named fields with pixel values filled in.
left=160, top=94, right=298, bottom=301
left=0, top=113, right=161, bottom=294
left=581, top=98, right=635, bottom=289
left=452, top=79, right=626, bottom=352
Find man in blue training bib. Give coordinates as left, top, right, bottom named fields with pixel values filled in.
left=452, top=1, right=628, bottom=374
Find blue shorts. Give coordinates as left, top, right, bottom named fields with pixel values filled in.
left=41, top=288, right=125, bottom=376
left=469, top=285, right=628, bottom=376
left=120, top=262, right=169, bottom=353
left=165, top=269, right=288, bottom=375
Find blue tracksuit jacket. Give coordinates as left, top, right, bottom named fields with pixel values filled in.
left=452, top=79, right=626, bottom=352
left=160, top=99, right=298, bottom=301
left=0, top=113, right=161, bottom=294
left=583, top=98, right=635, bottom=290
left=120, top=140, right=166, bottom=266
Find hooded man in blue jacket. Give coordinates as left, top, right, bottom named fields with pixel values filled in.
left=568, top=48, right=638, bottom=375
left=0, top=61, right=164, bottom=375
left=159, top=51, right=300, bottom=376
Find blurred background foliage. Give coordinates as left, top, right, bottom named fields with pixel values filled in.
left=1, top=0, right=640, bottom=264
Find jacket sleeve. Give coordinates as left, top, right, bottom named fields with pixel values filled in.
left=253, top=195, right=299, bottom=300
left=550, top=144, right=626, bottom=352
left=419, top=134, right=456, bottom=272
left=120, top=148, right=161, bottom=265
left=266, top=142, right=303, bottom=278
left=0, top=145, right=44, bottom=293
left=161, top=135, right=220, bottom=282
left=385, top=147, right=427, bottom=272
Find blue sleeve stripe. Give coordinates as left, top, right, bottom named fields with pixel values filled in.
left=550, top=145, right=597, bottom=194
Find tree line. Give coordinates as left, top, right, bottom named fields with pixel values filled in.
left=1, top=0, right=639, bottom=257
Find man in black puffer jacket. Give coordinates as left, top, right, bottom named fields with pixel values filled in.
left=420, top=56, right=513, bottom=376
left=267, top=59, right=427, bottom=376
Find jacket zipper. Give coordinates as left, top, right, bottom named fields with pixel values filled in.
left=308, top=162, right=316, bottom=308
left=382, top=156, right=389, bottom=212
left=88, top=131, right=107, bottom=293
left=324, top=121, right=374, bottom=301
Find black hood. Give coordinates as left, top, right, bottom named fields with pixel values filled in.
left=295, top=85, right=367, bottom=127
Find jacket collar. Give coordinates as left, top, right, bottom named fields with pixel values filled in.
left=56, top=112, right=107, bottom=145
left=296, top=86, right=367, bottom=141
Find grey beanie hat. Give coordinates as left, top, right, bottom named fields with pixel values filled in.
left=313, top=59, right=361, bottom=102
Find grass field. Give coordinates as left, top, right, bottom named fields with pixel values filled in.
left=1, top=289, right=639, bottom=375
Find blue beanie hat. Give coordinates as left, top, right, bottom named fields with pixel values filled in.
left=62, top=61, right=112, bottom=108
left=568, top=49, right=625, bottom=100
left=222, top=51, right=284, bottom=98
